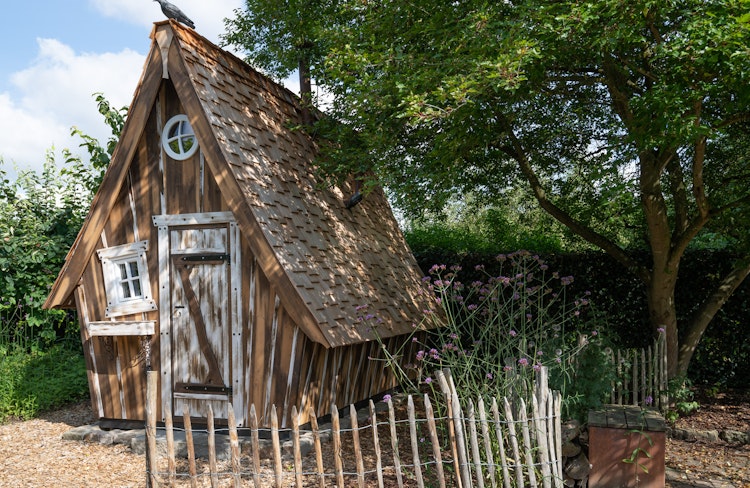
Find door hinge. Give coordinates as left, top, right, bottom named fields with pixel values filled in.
left=179, top=253, right=229, bottom=263
left=175, top=382, right=233, bottom=395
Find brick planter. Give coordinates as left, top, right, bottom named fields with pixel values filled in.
left=588, top=405, right=666, bottom=488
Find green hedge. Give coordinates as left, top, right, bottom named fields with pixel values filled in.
left=412, top=249, right=750, bottom=388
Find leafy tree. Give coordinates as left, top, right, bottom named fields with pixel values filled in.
left=64, top=93, right=127, bottom=194
left=226, top=1, right=750, bottom=379
left=223, top=0, right=339, bottom=122
left=0, top=94, right=126, bottom=351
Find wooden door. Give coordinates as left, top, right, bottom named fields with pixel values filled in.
left=155, top=212, right=243, bottom=425
left=169, top=224, right=233, bottom=422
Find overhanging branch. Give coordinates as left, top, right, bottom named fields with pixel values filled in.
left=500, top=123, right=651, bottom=284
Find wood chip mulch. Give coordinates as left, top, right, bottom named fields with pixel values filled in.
left=0, top=402, right=142, bottom=488
left=2, top=390, right=750, bottom=487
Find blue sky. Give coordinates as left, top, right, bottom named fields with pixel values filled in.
left=0, top=0, right=257, bottom=179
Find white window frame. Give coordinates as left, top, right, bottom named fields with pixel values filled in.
left=162, top=114, right=199, bottom=160
left=97, top=240, right=157, bottom=318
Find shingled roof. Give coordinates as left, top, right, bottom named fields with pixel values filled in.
left=45, top=21, right=434, bottom=348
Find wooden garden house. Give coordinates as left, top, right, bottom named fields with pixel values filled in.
left=44, top=21, right=431, bottom=428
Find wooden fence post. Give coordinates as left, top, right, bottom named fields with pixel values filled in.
left=145, top=370, right=159, bottom=488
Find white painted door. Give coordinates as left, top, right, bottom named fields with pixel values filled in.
left=154, top=212, right=243, bottom=426
left=169, top=225, right=233, bottom=421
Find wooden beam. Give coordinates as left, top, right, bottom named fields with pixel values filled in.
left=88, top=321, right=156, bottom=337
left=44, top=43, right=165, bottom=310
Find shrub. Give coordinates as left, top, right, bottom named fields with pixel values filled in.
left=367, top=251, right=616, bottom=421
left=0, top=344, right=89, bottom=423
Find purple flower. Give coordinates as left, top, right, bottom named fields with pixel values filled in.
left=657, top=327, right=666, bottom=334
left=518, top=358, right=529, bottom=367
left=486, top=373, right=493, bottom=380
left=416, top=350, right=425, bottom=361
left=424, top=377, right=432, bottom=384
left=533, top=363, right=542, bottom=372
left=645, top=395, right=654, bottom=406
left=503, top=365, right=513, bottom=372
left=382, top=394, right=392, bottom=403
left=509, top=329, right=517, bottom=337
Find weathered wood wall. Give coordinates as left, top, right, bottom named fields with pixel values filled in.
left=73, top=78, right=412, bottom=427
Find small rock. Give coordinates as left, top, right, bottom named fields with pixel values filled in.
left=85, top=430, right=114, bottom=445
left=562, top=441, right=581, bottom=457
left=564, top=452, right=591, bottom=480
left=561, top=420, right=581, bottom=443
left=719, top=429, right=749, bottom=445
left=61, top=424, right=103, bottom=441
left=698, top=430, right=720, bottom=442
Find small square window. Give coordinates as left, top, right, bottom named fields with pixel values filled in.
left=97, top=241, right=157, bottom=318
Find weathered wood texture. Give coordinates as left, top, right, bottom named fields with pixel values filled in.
left=608, top=335, right=668, bottom=411
left=144, top=369, right=564, bottom=488
left=47, top=21, right=433, bottom=428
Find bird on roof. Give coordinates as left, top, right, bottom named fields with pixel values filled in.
left=153, top=0, right=195, bottom=29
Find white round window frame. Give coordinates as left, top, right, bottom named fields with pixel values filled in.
left=161, top=114, right=199, bottom=160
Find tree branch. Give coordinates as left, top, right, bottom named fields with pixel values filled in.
left=677, top=256, right=750, bottom=376
left=666, top=154, right=689, bottom=238
left=501, top=120, right=651, bottom=284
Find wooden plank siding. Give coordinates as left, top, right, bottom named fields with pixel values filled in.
left=48, top=22, right=433, bottom=430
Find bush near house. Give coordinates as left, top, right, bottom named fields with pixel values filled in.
left=411, top=247, right=750, bottom=389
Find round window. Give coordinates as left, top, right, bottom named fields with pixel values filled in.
left=162, top=114, right=199, bottom=160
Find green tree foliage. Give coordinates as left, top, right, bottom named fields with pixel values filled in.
left=223, top=0, right=339, bottom=117
left=0, top=94, right=126, bottom=352
left=226, top=0, right=750, bottom=379
left=0, top=155, right=86, bottom=350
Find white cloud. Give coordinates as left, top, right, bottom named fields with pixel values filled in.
left=89, top=0, right=244, bottom=45
left=0, top=39, right=144, bottom=177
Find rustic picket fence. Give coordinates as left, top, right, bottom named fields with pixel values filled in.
left=145, top=369, right=563, bottom=487
left=608, top=334, right=669, bottom=410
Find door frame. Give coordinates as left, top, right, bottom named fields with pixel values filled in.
left=153, top=211, right=244, bottom=425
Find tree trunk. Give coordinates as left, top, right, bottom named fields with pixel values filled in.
left=299, top=57, right=313, bottom=126
left=676, top=258, right=750, bottom=377
left=645, top=265, right=680, bottom=379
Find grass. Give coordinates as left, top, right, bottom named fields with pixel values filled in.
left=0, top=344, right=89, bottom=424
